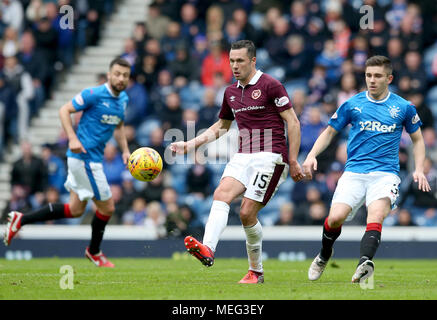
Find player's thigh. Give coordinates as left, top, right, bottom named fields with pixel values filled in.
left=214, top=176, right=246, bottom=204
left=68, top=190, right=88, bottom=217
left=327, top=203, right=352, bottom=227
left=366, top=172, right=401, bottom=223
left=239, top=197, right=264, bottom=227
left=367, top=198, right=391, bottom=224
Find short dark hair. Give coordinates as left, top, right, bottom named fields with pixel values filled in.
left=230, top=40, right=256, bottom=59
left=365, top=55, right=393, bottom=75
left=109, top=57, right=131, bottom=70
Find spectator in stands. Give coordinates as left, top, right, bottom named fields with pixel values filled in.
left=274, top=202, right=295, bottom=226
left=0, top=71, right=16, bottom=159
left=125, top=77, right=149, bottom=127
left=41, top=143, right=67, bottom=194
left=3, top=55, right=34, bottom=143
left=307, top=65, right=328, bottom=105
left=399, top=51, right=428, bottom=93
left=423, top=128, right=437, bottom=161
left=386, top=37, right=404, bottom=79
left=11, top=140, right=47, bottom=196
left=124, top=125, right=140, bottom=153
left=168, top=45, right=199, bottom=82
left=122, top=197, right=147, bottom=225
left=191, top=34, right=209, bottom=65
left=179, top=2, right=204, bottom=43
left=110, top=184, right=127, bottom=225
left=1, top=185, right=31, bottom=223
left=1, top=0, right=24, bottom=33
left=132, top=22, right=150, bottom=58
left=2, top=27, right=19, bottom=57
left=161, top=187, right=178, bottom=214
left=102, top=143, right=127, bottom=187
left=398, top=3, right=423, bottom=52
left=232, top=8, right=260, bottom=47
left=336, top=72, right=358, bottom=107
left=201, top=40, right=232, bottom=86
left=394, top=208, right=417, bottom=226
left=186, top=152, right=212, bottom=199
left=223, top=19, right=245, bottom=45
left=398, top=157, right=437, bottom=220
left=315, top=39, right=344, bottom=87
left=146, top=1, right=171, bottom=41
left=332, top=19, right=351, bottom=59
left=348, top=35, right=369, bottom=74
left=120, top=38, right=138, bottom=72
left=305, top=16, right=327, bottom=62
left=141, top=170, right=165, bottom=203
left=308, top=200, right=328, bottom=226
left=198, top=87, right=220, bottom=130
left=161, top=21, right=188, bottom=62
left=166, top=204, right=196, bottom=238
left=205, top=5, right=224, bottom=37
left=284, top=34, right=311, bottom=80
left=264, top=16, right=289, bottom=65
left=300, top=107, right=325, bottom=157
left=145, top=201, right=167, bottom=238
left=16, top=30, right=47, bottom=117
left=158, top=91, right=183, bottom=132
left=407, top=92, right=434, bottom=130
left=135, top=54, right=159, bottom=92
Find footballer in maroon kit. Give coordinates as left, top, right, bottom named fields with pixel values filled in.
left=170, top=40, right=303, bottom=283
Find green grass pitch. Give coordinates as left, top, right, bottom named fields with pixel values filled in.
left=1, top=256, right=437, bottom=300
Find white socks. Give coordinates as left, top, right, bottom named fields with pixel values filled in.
left=244, top=220, right=263, bottom=273
left=203, top=200, right=230, bottom=252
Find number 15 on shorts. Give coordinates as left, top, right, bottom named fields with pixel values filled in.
left=253, top=172, right=269, bottom=189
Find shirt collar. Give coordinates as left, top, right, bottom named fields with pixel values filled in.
left=366, top=90, right=391, bottom=103
left=237, top=70, right=263, bottom=88
left=105, top=83, right=119, bottom=97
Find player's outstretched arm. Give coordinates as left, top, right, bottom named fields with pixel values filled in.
left=409, top=128, right=431, bottom=192
left=59, top=101, right=86, bottom=154
left=280, top=108, right=304, bottom=182
left=114, top=121, right=130, bottom=165
left=302, top=125, right=338, bottom=180
left=170, top=119, right=233, bottom=154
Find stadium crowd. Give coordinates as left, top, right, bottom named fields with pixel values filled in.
left=1, top=0, right=436, bottom=237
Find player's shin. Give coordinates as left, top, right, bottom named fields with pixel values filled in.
left=89, top=210, right=111, bottom=255
left=358, top=223, right=382, bottom=265
left=20, top=203, right=73, bottom=225
left=320, top=217, right=342, bottom=260
left=202, top=200, right=230, bottom=252
left=244, top=220, right=263, bottom=273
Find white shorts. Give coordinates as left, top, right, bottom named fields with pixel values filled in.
left=221, top=152, right=289, bottom=205
left=332, top=171, right=401, bottom=221
left=64, top=157, right=112, bottom=201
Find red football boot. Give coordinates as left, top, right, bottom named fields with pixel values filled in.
left=238, top=270, right=264, bottom=284
left=85, top=247, right=115, bottom=267
left=184, top=236, right=214, bottom=267
left=4, top=211, right=23, bottom=246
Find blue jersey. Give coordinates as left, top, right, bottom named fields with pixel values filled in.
left=328, top=91, right=422, bottom=174
left=67, top=83, right=129, bottom=162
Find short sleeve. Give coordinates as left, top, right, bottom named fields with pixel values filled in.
left=72, top=88, right=95, bottom=111
left=270, top=84, right=292, bottom=113
left=218, top=91, right=235, bottom=120
left=403, top=103, right=422, bottom=134
left=328, top=100, right=351, bottom=131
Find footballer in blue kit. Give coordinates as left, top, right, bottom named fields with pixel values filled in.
left=4, top=58, right=132, bottom=267
left=303, top=56, right=431, bottom=283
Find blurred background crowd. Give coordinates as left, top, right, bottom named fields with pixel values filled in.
left=0, top=0, right=436, bottom=238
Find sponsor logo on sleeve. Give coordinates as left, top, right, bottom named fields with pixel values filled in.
left=274, top=96, right=290, bottom=107
left=74, top=93, right=84, bottom=106
left=412, top=114, right=420, bottom=124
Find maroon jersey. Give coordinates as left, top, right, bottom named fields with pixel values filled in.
left=219, top=71, right=293, bottom=163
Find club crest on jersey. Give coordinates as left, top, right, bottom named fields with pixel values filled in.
left=388, top=105, right=400, bottom=118
left=251, top=89, right=261, bottom=100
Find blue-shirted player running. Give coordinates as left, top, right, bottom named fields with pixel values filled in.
left=302, top=56, right=431, bottom=283
left=4, top=58, right=131, bottom=267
